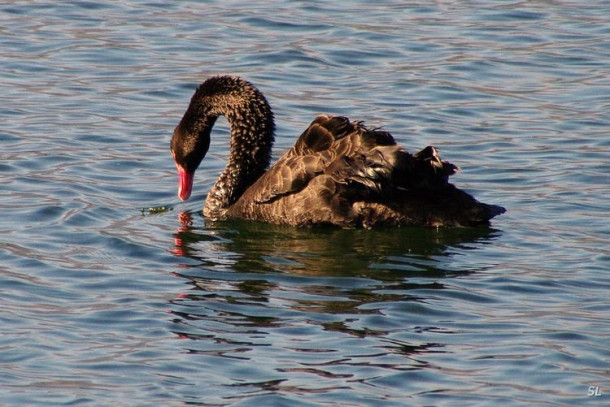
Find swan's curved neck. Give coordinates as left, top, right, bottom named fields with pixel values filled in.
left=202, top=81, right=275, bottom=218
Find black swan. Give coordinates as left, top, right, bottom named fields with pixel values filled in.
left=170, top=75, right=505, bottom=228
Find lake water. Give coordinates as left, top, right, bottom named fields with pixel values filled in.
left=1, top=1, right=609, bottom=405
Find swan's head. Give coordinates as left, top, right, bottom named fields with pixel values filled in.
left=170, top=75, right=274, bottom=203
left=170, top=114, right=215, bottom=201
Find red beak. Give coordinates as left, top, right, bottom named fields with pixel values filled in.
left=176, top=165, right=193, bottom=201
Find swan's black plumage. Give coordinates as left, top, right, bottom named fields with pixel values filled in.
left=171, top=75, right=505, bottom=227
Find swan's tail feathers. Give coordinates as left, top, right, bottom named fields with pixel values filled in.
left=388, top=146, right=506, bottom=226
left=412, top=185, right=506, bottom=227
left=481, top=203, right=507, bottom=220
left=466, top=201, right=507, bottom=226
left=391, top=145, right=459, bottom=190
left=413, top=145, right=459, bottom=181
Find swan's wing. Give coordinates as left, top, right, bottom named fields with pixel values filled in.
left=247, top=115, right=460, bottom=206
left=251, top=154, right=325, bottom=204
left=233, top=114, right=501, bottom=226
left=248, top=115, right=355, bottom=204
left=250, top=115, right=402, bottom=204
left=290, top=114, right=354, bottom=155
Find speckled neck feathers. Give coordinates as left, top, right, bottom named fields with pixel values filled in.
left=176, top=76, right=275, bottom=218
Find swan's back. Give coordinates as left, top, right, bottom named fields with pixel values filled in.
left=228, top=114, right=504, bottom=227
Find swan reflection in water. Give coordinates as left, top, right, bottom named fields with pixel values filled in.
left=167, top=211, right=503, bottom=393
left=171, top=210, right=501, bottom=286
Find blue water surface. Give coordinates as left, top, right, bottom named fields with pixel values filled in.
left=1, top=1, right=609, bottom=406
